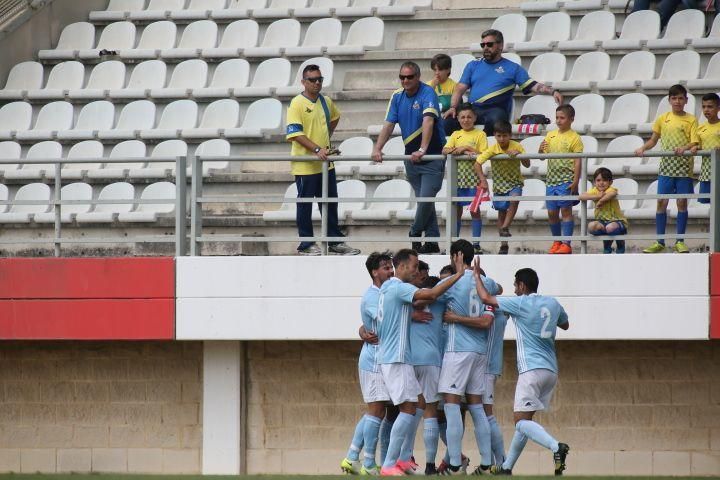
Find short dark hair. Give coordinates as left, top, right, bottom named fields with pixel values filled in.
left=450, top=239, right=474, bottom=266
left=422, top=276, right=440, bottom=288
left=302, top=64, right=321, bottom=77
left=593, top=167, right=613, bottom=181
left=439, top=264, right=455, bottom=276
left=457, top=102, right=476, bottom=115
left=668, top=84, right=687, bottom=98
left=418, top=260, right=429, bottom=273
left=515, top=268, right=539, bottom=293
left=493, top=120, right=512, bottom=135
left=480, top=29, right=504, bottom=44
left=702, top=93, right=720, bottom=105
left=556, top=104, right=575, bottom=119
left=400, top=61, right=421, bottom=78
left=365, top=251, right=392, bottom=277
left=393, top=248, right=417, bottom=267
left=430, top=54, right=452, bottom=71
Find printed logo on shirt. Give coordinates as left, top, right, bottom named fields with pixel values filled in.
left=305, top=107, right=313, bottom=113
left=495, top=66, right=505, bottom=74
left=412, top=101, right=420, bottom=110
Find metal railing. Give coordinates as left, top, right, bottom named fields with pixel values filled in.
left=0, top=149, right=718, bottom=256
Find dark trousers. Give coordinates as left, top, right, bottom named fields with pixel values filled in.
left=405, top=160, right=445, bottom=239
left=295, top=169, right=343, bottom=250
left=632, top=0, right=719, bottom=29
left=443, top=104, right=509, bottom=136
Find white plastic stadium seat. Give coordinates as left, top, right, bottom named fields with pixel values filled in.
left=295, top=0, right=347, bottom=19
left=34, top=182, right=93, bottom=223
left=38, top=22, right=95, bottom=60
left=131, top=139, right=187, bottom=178
left=687, top=53, right=720, bottom=91
left=90, top=0, right=146, bottom=21
left=254, top=0, right=309, bottom=19
left=110, top=60, right=167, bottom=99
left=557, top=11, right=615, bottom=51
left=78, top=22, right=137, bottom=60
left=57, top=101, right=115, bottom=141
left=641, top=51, right=700, bottom=90
left=595, top=135, right=644, bottom=174
left=0, top=184, right=8, bottom=213
left=0, top=102, right=32, bottom=140
left=519, top=95, right=557, bottom=124
left=27, top=61, right=84, bottom=100
left=234, top=58, right=290, bottom=97
left=646, top=9, right=705, bottom=49
left=98, top=100, right=156, bottom=140
left=194, top=138, right=231, bottom=175
left=0, top=61, right=43, bottom=100
left=4, top=141, right=62, bottom=180
left=336, top=0, right=389, bottom=17
left=244, top=19, right=300, bottom=57
left=276, top=57, right=333, bottom=96
left=564, top=0, right=603, bottom=9
left=335, top=136, right=373, bottom=175
left=691, top=14, right=720, bottom=49
left=76, top=182, right=135, bottom=223
left=152, top=59, right=208, bottom=98
left=212, top=0, right=268, bottom=20
left=61, top=140, right=105, bottom=179
left=140, top=99, right=198, bottom=140
left=450, top=54, right=475, bottom=83
left=163, top=20, right=218, bottom=59
left=591, top=93, right=649, bottom=134
left=263, top=183, right=300, bottom=221
left=553, top=52, right=610, bottom=91
left=0, top=183, right=51, bottom=223
left=637, top=94, right=697, bottom=134
left=611, top=178, right=639, bottom=211
left=182, top=98, right=240, bottom=138
left=203, top=20, right=259, bottom=58
left=469, top=14, right=526, bottom=50
left=377, top=0, right=429, bottom=16
left=527, top=52, right=566, bottom=83
left=603, top=10, right=660, bottom=50
left=119, top=181, right=176, bottom=222
left=90, top=140, right=147, bottom=179
left=625, top=180, right=657, bottom=220
left=597, top=51, right=656, bottom=91
left=68, top=61, right=126, bottom=100
left=514, top=12, right=571, bottom=52
left=516, top=178, right=546, bottom=219
left=519, top=136, right=545, bottom=175
left=351, top=179, right=412, bottom=220
left=130, top=0, right=185, bottom=20
left=520, top=0, right=559, bottom=12
left=285, top=18, right=342, bottom=57
left=359, top=136, right=404, bottom=175
left=194, top=59, right=251, bottom=98
left=313, top=179, right=367, bottom=220
left=326, top=17, right=384, bottom=55
left=224, top=98, right=282, bottom=137
left=569, top=94, right=605, bottom=133
left=172, top=0, right=228, bottom=20
left=0, top=141, right=21, bottom=176
left=16, top=101, right=74, bottom=141
left=121, top=21, right=177, bottom=60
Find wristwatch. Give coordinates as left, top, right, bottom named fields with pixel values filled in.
left=418, top=147, right=425, bottom=153
left=313, top=146, right=321, bottom=153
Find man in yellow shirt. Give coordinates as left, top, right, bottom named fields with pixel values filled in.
left=286, top=64, right=359, bottom=256
left=691, top=93, right=720, bottom=205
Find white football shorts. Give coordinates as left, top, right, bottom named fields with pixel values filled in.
left=513, top=368, right=558, bottom=412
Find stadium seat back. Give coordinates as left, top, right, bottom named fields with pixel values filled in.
left=178, top=20, right=218, bottom=49
left=251, top=58, right=291, bottom=88
left=86, top=61, right=126, bottom=90
left=491, top=13, right=527, bottom=44
left=11, top=183, right=51, bottom=214
left=4, top=61, right=43, bottom=90
left=45, top=61, right=84, bottom=90
left=0, top=102, right=32, bottom=131
left=96, top=21, right=136, bottom=50
left=168, top=59, right=209, bottom=89
left=127, top=60, right=167, bottom=89
left=220, top=20, right=260, bottom=48
left=55, top=22, right=95, bottom=50
left=136, top=21, right=177, bottom=49
left=117, top=100, right=157, bottom=130
left=262, top=19, right=301, bottom=47
left=530, top=12, right=570, bottom=42
left=528, top=52, right=566, bottom=82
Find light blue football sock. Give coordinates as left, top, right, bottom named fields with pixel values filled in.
left=468, top=403, right=492, bottom=466
left=347, top=415, right=365, bottom=461
left=382, top=412, right=414, bottom=468
left=676, top=210, right=688, bottom=242
left=502, top=429, right=528, bottom=470
left=549, top=220, right=561, bottom=237
left=379, top=417, right=393, bottom=466
left=487, top=415, right=505, bottom=465
left=561, top=220, right=574, bottom=245
left=471, top=218, right=482, bottom=246
left=362, top=414, right=383, bottom=468
left=656, top=212, right=667, bottom=245
left=423, top=417, right=440, bottom=465
left=444, top=403, right=464, bottom=467
left=399, top=407, right=424, bottom=461
left=516, top=419, right=559, bottom=453
left=439, top=421, right=449, bottom=463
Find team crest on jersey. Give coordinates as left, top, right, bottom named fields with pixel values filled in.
left=305, top=107, right=313, bottom=113
left=495, top=66, right=505, bottom=74
left=412, top=101, right=420, bottom=110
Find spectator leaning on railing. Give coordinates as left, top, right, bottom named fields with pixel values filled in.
left=443, top=29, right=563, bottom=136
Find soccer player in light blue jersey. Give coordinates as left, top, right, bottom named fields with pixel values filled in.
left=436, top=240, right=498, bottom=476
left=473, top=260, right=571, bottom=476
left=341, top=252, right=395, bottom=475
left=377, top=248, right=465, bottom=476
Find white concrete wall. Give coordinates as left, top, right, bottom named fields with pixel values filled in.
left=176, top=254, right=710, bottom=340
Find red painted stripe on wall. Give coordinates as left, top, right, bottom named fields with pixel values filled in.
left=0, top=258, right=174, bottom=299
left=0, top=299, right=174, bottom=340
left=710, top=254, right=720, bottom=339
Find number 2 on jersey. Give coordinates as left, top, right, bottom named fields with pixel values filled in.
left=539, top=307, right=553, bottom=338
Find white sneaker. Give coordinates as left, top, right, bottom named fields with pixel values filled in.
left=329, top=242, right=360, bottom=255
left=297, top=244, right=322, bottom=256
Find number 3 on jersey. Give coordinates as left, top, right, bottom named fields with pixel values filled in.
left=539, top=307, right=553, bottom=338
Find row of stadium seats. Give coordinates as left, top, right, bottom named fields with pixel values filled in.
left=0, top=138, right=231, bottom=180
left=89, top=0, right=429, bottom=22
left=39, top=17, right=383, bottom=61
left=0, top=181, right=176, bottom=223
left=475, top=10, right=720, bottom=53
left=0, top=57, right=332, bottom=101
left=520, top=0, right=631, bottom=13
left=0, top=98, right=282, bottom=142
left=262, top=178, right=710, bottom=222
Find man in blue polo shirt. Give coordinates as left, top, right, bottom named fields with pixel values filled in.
left=372, top=61, right=446, bottom=254
left=443, top=29, right=564, bottom=135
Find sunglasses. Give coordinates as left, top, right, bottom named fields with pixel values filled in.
left=399, top=74, right=416, bottom=80
left=303, top=76, right=324, bottom=83
left=480, top=41, right=497, bottom=48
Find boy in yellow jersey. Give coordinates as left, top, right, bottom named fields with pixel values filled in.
left=427, top=54, right=457, bottom=114
left=579, top=167, right=628, bottom=254
left=690, top=93, right=720, bottom=204
left=442, top=103, right=489, bottom=253
left=539, top=105, right=583, bottom=255
left=474, top=120, right=529, bottom=255
left=635, top=84, right=699, bottom=254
